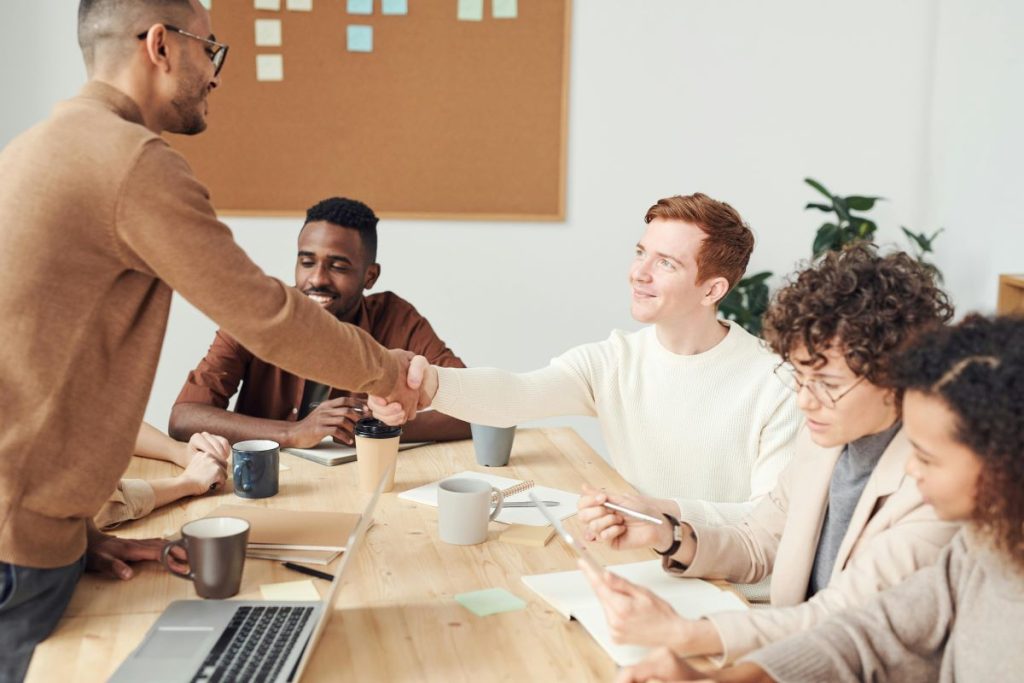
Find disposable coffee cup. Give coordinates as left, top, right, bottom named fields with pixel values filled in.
left=354, top=418, right=402, bottom=492
left=471, top=424, right=516, bottom=467
left=161, top=516, right=250, bottom=599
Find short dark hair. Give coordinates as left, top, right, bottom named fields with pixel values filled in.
left=892, top=314, right=1024, bottom=569
left=762, top=242, right=954, bottom=389
left=303, top=197, right=379, bottom=262
left=644, top=193, right=754, bottom=291
left=78, top=0, right=194, bottom=67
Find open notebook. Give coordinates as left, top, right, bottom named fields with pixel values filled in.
left=523, top=560, right=749, bottom=666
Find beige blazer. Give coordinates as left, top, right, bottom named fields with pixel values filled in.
left=666, top=427, right=959, bottom=663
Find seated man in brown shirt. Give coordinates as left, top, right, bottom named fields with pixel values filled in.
left=170, top=197, right=469, bottom=448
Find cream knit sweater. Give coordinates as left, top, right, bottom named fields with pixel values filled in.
left=433, top=323, right=802, bottom=525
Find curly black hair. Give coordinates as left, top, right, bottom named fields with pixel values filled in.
left=303, top=197, right=379, bottom=262
left=892, top=314, right=1024, bottom=569
left=762, top=242, right=954, bottom=389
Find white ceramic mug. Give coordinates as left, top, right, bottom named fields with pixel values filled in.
left=437, top=478, right=504, bottom=545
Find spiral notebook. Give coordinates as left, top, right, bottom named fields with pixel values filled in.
left=398, top=470, right=580, bottom=526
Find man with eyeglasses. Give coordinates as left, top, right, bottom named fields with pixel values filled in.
left=0, top=1, right=421, bottom=677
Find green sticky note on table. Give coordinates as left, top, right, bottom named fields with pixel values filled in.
left=347, top=25, right=373, bottom=52
left=455, top=588, right=526, bottom=617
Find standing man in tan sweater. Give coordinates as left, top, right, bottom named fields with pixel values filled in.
left=0, top=1, right=420, bottom=678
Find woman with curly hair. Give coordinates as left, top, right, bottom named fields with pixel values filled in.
left=618, top=314, right=1024, bottom=682
left=576, top=243, right=960, bottom=665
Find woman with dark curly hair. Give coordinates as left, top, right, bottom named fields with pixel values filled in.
left=620, top=314, right=1024, bottom=682
left=576, top=243, right=960, bottom=666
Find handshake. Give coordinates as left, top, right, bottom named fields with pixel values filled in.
left=373, top=352, right=440, bottom=425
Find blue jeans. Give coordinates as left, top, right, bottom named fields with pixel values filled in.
left=0, top=556, right=85, bottom=683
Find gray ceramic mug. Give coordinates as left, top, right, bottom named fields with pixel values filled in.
left=161, top=517, right=250, bottom=599
left=437, top=478, right=505, bottom=545
left=232, top=439, right=280, bottom=499
left=471, top=424, right=516, bottom=467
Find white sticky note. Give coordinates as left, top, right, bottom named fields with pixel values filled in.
left=492, top=0, right=517, bottom=19
left=256, top=54, right=284, bottom=81
left=254, top=0, right=281, bottom=10
left=347, top=0, right=373, bottom=14
left=381, top=0, right=407, bottom=15
left=347, top=25, right=373, bottom=52
left=286, top=0, right=313, bottom=9
left=260, top=579, right=321, bottom=601
left=199, top=0, right=212, bottom=10
left=457, top=0, right=483, bottom=21
left=254, top=19, right=282, bottom=47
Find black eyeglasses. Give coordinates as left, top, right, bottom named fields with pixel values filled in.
left=137, top=25, right=229, bottom=76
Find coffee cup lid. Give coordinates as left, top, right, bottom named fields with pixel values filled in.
left=354, top=417, right=402, bottom=439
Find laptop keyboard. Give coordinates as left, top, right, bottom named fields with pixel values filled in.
left=191, top=605, right=315, bottom=683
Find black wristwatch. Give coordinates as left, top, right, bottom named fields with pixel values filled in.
left=654, top=513, right=683, bottom=557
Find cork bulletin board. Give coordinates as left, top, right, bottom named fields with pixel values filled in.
left=173, top=0, right=572, bottom=220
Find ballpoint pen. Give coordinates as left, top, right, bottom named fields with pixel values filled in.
left=282, top=561, right=334, bottom=582
left=602, top=501, right=664, bottom=525
left=502, top=501, right=560, bottom=508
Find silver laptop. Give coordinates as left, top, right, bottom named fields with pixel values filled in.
left=110, top=469, right=389, bottom=683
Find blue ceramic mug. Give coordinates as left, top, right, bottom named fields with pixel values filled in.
left=232, top=440, right=279, bottom=499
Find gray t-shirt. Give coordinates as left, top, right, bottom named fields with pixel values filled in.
left=807, top=421, right=902, bottom=597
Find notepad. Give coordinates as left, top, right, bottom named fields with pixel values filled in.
left=260, top=579, right=321, bottom=601
left=398, top=470, right=579, bottom=526
left=283, top=438, right=430, bottom=466
left=522, top=560, right=749, bottom=666
left=204, top=505, right=360, bottom=551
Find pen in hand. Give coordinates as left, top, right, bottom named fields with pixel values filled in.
left=282, top=561, right=334, bottom=582
left=602, top=501, right=664, bottom=525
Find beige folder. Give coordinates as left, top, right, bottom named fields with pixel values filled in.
left=205, top=505, right=360, bottom=551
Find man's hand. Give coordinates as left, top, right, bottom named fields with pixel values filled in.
left=85, top=532, right=182, bottom=580
left=577, top=484, right=673, bottom=551
left=368, top=353, right=436, bottom=425
left=579, top=560, right=691, bottom=649
left=614, top=647, right=709, bottom=683
left=286, top=396, right=367, bottom=447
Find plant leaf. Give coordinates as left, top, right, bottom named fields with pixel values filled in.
left=851, top=217, right=877, bottom=239
left=805, top=202, right=833, bottom=212
left=813, top=224, right=840, bottom=257
left=804, top=178, right=833, bottom=200
left=844, top=196, right=882, bottom=211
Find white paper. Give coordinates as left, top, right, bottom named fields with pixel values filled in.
left=492, top=0, right=517, bottom=19
left=254, top=0, right=281, bottom=10
left=256, top=54, right=284, bottom=81
left=398, top=470, right=580, bottom=526
left=286, top=0, right=313, bottom=10
left=522, top=560, right=749, bottom=666
left=255, top=19, right=282, bottom=47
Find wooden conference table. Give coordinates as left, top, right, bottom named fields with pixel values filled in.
left=27, top=428, right=691, bottom=682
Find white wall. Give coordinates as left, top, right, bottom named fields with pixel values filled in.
left=2, top=1, right=1021, bottom=456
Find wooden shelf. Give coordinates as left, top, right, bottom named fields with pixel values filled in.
left=998, top=274, right=1024, bottom=314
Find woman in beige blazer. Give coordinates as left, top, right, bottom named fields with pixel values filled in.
left=577, top=244, right=959, bottom=664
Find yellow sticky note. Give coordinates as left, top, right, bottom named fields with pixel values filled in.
left=260, top=579, right=321, bottom=601
left=256, top=54, right=284, bottom=81
left=255, top=19, right=282, bottom=47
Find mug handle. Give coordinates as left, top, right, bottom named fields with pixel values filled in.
left=161, top=539, right=193, bottom=580
left=488, top=487, right=504, bottom=521
left=234, top=459, right=253, bottom=492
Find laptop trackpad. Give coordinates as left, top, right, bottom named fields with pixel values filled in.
left=137, top=628, right=214, bottom=658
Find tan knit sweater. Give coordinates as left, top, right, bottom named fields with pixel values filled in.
left=0, top=82, right=398, bottom=568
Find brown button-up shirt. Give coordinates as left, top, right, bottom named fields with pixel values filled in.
left=175, top=291, right=464, bottom=419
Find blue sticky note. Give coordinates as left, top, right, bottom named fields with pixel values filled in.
left=347, top=0, right=372, bottom=15
left=347, top=25, right=373, bottom=52
left=381, top=0, right=407, bottom=15
left=454, top=588, right=526, bottom=617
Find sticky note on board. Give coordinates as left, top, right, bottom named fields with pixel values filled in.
left=255, top=54, right=284, bottom=81
left=454, top=588, right=526, bottom=617
left=347, top=25, right=373, bottom=52
left=381, top=0, right=408, bottom=15
left=260, top=579, right=321, bottom=601
left=492, top=0, right=517, bottom=19
left=347, top=0, right=373, bottom=14
left=199, top=0, right=212, bottom=10
left=500, top=524, right=555, bottom=547
left=457, top=0, right=483, bottom=21
left=254, top=0, right=281, bottom=10
left=286, top=0, right=313, bottom=10
left=254, top=19, right=282, bottom=47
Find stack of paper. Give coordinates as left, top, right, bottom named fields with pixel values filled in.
left=398, top=470, right=580, bottom=526
left=205, top=505, right=361, bottom=565
left=522, top=560, right=749, bottom=666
